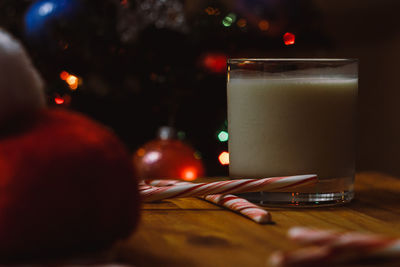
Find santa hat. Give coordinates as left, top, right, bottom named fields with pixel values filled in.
left=0, top=29, right=45, bottom=124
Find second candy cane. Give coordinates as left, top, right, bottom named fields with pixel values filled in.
left=145, top=179, right=271, bottom=224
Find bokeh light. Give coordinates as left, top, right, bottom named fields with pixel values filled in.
left=222, top=13, right=236, bottom=27
left=258, top=20, right=270, bottom=31
left=60, top=71, right=80, bottom=90
left=218, top=151, right=229, bottom=165
left=54, top=97, right=64, bottom=105
left=202, top=53, right=227, bottom=73
left=38, top=2, right=54, bottom=16
left=218, top=131, right=229, bottom=142
left=283, top=32, right=295, bottom=45
left=205, top=6, right=220, bottom=15
left=177, top=131, right=186, bottom=140
left=193, top=151, right=202, bottom=160
left=237, top=18, right=247, bottom=28
left=66, top=74, right=78, bottom=90
left=59, top=71, right=69, bottom=80
left=181, top=167, right=198, bottom=181
left=143, top=151, right=161, bottom=164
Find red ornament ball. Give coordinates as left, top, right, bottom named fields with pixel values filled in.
left=0, top=109, right=141, bottom=259
left=133, top=127, right=205, bottom=181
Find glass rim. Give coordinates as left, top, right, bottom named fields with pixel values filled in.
left=228, top=58, right=358, bottom=63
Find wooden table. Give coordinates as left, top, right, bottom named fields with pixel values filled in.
left=109, top=172, right=400, bottom=267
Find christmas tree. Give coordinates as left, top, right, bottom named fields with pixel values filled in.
left=0, top=0, right=328, bottom=175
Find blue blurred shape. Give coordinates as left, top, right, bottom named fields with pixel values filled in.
left=24, top=0, right=81, bottom=41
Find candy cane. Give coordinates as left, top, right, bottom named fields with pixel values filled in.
left=269, top=227, right=400, bottom=266
left=140, top=174, right=317, bottom=202
left=143, top=179, right=271, bottom=223
left=204, top=194, right=271, bottom=223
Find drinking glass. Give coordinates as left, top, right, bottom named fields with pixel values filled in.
left=227, top=58, right=358, bottom=206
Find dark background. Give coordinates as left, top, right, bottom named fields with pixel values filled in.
left=1, top=0, right=400, bottom=177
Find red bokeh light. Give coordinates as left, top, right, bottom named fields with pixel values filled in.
left=181, top=167, right=197, bottom=181
left=60, top=71, right=69, bottom=80
left=54, top=97, right=65, bottom=105
left=202, top=53, right=227, bottom=73
left=283, top=32, right=295, bottom=45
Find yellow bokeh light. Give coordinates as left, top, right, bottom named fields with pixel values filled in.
left=218, top=151, right=230, bottom=165
left=69, top=83, right=78, bottom=90
left=66, top=74, right=79, bottom=90
left=66, top=75, right=78, bottom=85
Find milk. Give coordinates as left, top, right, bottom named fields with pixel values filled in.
left=228, top=77, right=357, bottom=184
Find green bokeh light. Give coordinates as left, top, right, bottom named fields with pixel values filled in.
left=222, top=17, right=233, bottom=27
left=222, top=13, right=236, bottom=27
left=177, top=131, right=186, bottom=140
left=218, top=131, right=229, bottom=142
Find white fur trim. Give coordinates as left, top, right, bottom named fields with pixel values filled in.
left=0, top=29, right=45, bottom=124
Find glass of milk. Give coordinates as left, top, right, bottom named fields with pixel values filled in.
left=227, top=59, right=358, bottom=206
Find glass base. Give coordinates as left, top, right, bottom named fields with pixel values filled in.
left=231, top=175, right=354, bottom=207
left=237, top=190, right=354, bottom=207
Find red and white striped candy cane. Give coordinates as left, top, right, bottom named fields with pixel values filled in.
left=138, top=181, right=154, bottom=191
left=204, top=194, right=271, bottom=223
left=287, top=227, right=350, bottom=245
left=140, top=174, right=317, bottom=202
left=145, top=179, right=184, bottom=187
left=143, top=179, right=271, bottom=223
left=269, top=227, right=400, bottom=266
left=287, top=227, right=400, bottom=248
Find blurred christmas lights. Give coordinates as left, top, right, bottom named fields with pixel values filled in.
left=143, top=151, right=161, bottom=164
left=202, top=53, right=227, bottom=73
left=66, top=75, right=78, bottom=90
left=218, top=151, right=229, bottom=165
left=54, top=97, right=64, bottom=105
left=177, top=131, right=186, bottom=140
left=193, top=151, right=202, bottom=160
left=218, top=131, right=229, bottom=142
left=59, top=71, right=69, bottom=80
left=258, top=20, right=270, bottom=31
left=181, top=167, right=197, bottom=181
left=237, top=18, right=247, bottom=28
left=54, top=94, right=71, bottom=106
left=59, top=70, right=80, bottom=90
left=283, top=32, right=295, bottom=45
left=205, top=7, right=220, bottom=16
left=222, top=13, right=236, bottom=27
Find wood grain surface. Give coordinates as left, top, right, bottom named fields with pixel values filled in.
left=108, top=172, right=400, bottom=267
